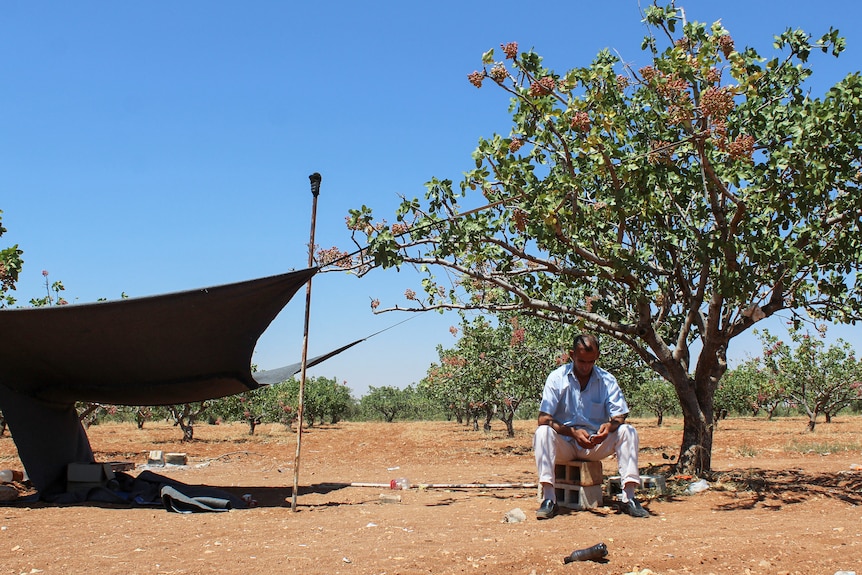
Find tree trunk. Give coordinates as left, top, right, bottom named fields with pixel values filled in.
left=497, top=402, right=518, bottom=438
left=671, top=374, right=714, bottom=475
left=247, top=418, right=257, bottom=435
left=483, top=405, right=494, bottom=432
left=179, top=420, right=194, bottom=441
left=77, top=403, right=101, bottom=427
left=802, top=405, right=817, bottom=432
left=496, top=410, right=515, bottom=438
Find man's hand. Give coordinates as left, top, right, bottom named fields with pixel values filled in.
left=572, top=427, right=594, bottom=448
left=588, top=423, right=611, bottom=446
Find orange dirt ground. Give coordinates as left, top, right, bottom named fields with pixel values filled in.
left=0, top=416, right=860, bottom=575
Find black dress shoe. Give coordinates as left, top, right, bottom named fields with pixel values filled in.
left=536, top=498, right=558, bottom=519
left=620, top=498, right=649, bottom=518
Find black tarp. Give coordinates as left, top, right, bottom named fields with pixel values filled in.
left=0, top=268, right=317, bottom=497
left=0, top=267, right=318, bottom=405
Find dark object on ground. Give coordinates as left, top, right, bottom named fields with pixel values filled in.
left=563, top=542, right=608, bottom=563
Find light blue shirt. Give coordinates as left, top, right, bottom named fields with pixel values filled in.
left=539, top=362, right=629, bottom=437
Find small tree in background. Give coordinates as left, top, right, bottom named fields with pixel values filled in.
left=715, top=360, right=759, bottom=416
left=759, top=329, right=862, bottom=431
left=360, top=385, right=418, bottom=422
left=631, top=375, right=678, bottom=426
left=719, top=354, right=786, bottom=418
left=167, top=402, right=209, bottom=441
left=420, top=316, right=561, bottom=436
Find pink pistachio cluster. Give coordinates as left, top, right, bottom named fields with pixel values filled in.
left=717, top=34, right=735, bottom=58
left=727, top=134, right=756, bottom=161
left=616, top=74, right=630, bottom=90
left=648, top=140, right=674, bottom=165
left=501, top=42, right=518, bottom=60
left=639, top=66, right=659, bottom=82
left=510, top=327, right=526, bottom=346
left=569, top=110, right=591, bottom=132
left=391, top=222, right=409, bottom=235
left=468, top=70, right=484, bottom=88
left=316, top=246, right=353, bottom=268
left=489, top=64, right=508, bottom=84
left=511, top=208, right=527, bottom=232
left=699, top=86, right=735, bottom=118
left=528, top=76, right=555, bottom=97
left=706, top=67, right=721, bottom=84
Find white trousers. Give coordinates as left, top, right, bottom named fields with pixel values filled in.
left=533, top=423, right=641, bottom=488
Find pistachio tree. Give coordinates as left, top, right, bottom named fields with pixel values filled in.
left=758, top=329, right=862, bottom=430
left=421, top=315, right=562, bottom=436
left=0, top=210, right=23, bottom=308
left=332, top=4, right=862, bottom=473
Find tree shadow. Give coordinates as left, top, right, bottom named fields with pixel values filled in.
left=708, top=467, right=862, bottom=510
left=220, top=482, right=352, bottom=508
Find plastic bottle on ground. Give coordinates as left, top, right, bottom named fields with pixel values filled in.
left=0, top=470, right=22, bottom=483
left=686, top=478, right=710, bottom=494
left=389, top=478, right=409, bottom=490
left=563, top=542, right=608, bottom=563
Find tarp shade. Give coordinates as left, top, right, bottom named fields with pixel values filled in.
left=0, top=384, right=95, bottom=497
left=251, top=338, right=366, bottom=385
left=0, top=268, right=319, bottom=496
left=0, top=267, right=317, bottom=406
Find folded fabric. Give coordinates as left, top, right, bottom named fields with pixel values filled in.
left=161, top=485, right=235, bottom=513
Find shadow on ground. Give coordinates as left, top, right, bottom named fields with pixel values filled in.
left=710, top=467, right=862, bottom=510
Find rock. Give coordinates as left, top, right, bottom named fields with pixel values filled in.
left=503, top=508, right=527, bottom=523
left=0, top=484, right=18, bottom=502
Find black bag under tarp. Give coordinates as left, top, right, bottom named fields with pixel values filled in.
left=0, top=268, right=317, bottom=497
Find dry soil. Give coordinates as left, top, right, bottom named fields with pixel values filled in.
left=0, top=416, right=860, bottom=575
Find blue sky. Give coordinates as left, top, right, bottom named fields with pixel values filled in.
left=2, top=1, right=860, bottom=398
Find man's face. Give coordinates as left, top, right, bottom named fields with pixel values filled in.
left=571, top=346, right=599, bottom=380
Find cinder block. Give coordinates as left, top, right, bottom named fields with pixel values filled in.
left=66, top=463, right=115, bottom=494
left=108, top=461, right=135, bottom=472
left=554, top=460, right=604, bottom=487
left=606, top=474, right=667, bottom=496
left=555, top=484, right=604, bottom=510
left=165, top=453, right=188, bottom=465
left=147, top=450, right=165, bottom=465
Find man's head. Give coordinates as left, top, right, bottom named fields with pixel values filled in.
left=569, top=334, right=600, bottom=381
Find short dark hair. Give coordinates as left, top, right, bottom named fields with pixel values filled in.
left=572, top=333, right=599, bottom=353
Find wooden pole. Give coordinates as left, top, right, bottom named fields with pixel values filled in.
left=291, top=172, right=321, bottom=511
